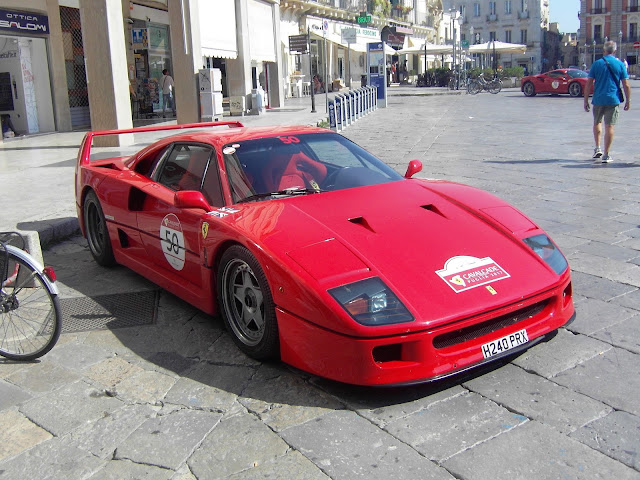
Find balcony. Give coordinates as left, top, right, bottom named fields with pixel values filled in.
left=628, top=6, right=639, bottom=12
left=590, top=8, right=607, bottom=14
left=487, top=14, right=498, bottom=22
left=518, top=10, right=529, bottom=19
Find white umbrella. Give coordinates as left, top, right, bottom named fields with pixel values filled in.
left=398, top=43, right=454, bottom=55
left=468, top=41, right=526, bottom=54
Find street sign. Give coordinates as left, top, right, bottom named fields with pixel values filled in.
left=634, top=41, right=640, bottom=49
left=289, top=34, right=308, bottom=54
left=341, top=27, right=357, bottom=44
left=356, top=12, right=371, bottom=24
left=461, top=40, right=469, bottom=49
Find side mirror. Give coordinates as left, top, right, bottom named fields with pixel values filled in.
left=404, top=159, right=422, bottom=179
left=174, top=190, right=210, bottom=211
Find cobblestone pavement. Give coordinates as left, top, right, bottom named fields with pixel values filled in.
left=1, top=86, right=640, bottom=479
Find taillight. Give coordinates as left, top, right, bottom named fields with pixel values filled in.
left=43, top=266, right=57, bottom=283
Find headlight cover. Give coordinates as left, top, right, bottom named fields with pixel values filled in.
left=329, top=277, right=414, bottom=326
left=523, top=234, right=568, bottom=275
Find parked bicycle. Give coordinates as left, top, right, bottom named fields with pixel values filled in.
left=467, top=73, right=502, bottom=95
left=0, top=232, right=61, bottom=360
left=448, top=72, right=470, bottom=91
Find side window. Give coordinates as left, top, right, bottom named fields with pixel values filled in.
left=157, top=144, right=211, bottom=193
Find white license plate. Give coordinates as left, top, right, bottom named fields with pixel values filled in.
left=481, top=329, right=529, bottom=359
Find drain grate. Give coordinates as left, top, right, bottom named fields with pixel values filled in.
left=60, top=291, right=159, bottom=333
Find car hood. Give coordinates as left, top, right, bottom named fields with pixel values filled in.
left=230, top=179, right=563, bottom=326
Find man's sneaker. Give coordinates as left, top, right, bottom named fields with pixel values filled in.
left=601, top=154, right=613, bottom=163
left=593, top=147, right=603, bottom=159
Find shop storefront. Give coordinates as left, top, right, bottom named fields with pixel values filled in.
left=0, top=8, right=55, bottom=136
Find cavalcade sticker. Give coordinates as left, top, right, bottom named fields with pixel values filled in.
left=436, top=256, right=510, bottom=293
left=160, top=214, right=185, bottom=271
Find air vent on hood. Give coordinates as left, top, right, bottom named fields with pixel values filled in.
left=421, top=204, right=446, bottom=218
left=348, top=216, right=376, bottom=233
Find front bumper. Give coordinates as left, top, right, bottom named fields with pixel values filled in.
left=278, top=276, right=574, bottom=386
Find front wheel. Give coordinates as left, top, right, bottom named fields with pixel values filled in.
left=84, top=190, right=115, bottom=267
left=569, top=82, right=582, bottom=97
left=218, top=245, right=279, bottom=360
left=523, top=82, right=536, bottom=97
left=488, top=80, right=502, bottom=94
left=0, top=250, right=61, bottom=360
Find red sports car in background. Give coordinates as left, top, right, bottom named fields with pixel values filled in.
left=521, top=68, right=589, bottom=97
left=75, top=122, right=574, bottom=386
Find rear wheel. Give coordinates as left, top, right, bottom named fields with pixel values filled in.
left=0, top=251, right=61, bottom=360
left=468, top=81, right=482, bottom=95
left=569, top=82, right=582, bottom=97
left=218, top=245, right=279, bottom=360
left=84, top=190, right=115, bottom=267
left=523, top=82, right=536, bottom=97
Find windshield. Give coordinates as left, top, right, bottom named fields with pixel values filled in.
left=566, top=69, right=588, bottom=78
left=223, top=132, right=404, bottom=203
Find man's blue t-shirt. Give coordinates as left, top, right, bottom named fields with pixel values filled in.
left=589, top=55, right=629, bottom=105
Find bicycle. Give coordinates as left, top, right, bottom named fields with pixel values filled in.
left=467, top=73, right=502, bottom=95
left=0, top=232, right=61, bottom=360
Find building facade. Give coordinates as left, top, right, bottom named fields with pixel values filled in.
left=578, top=0, right=639, bottom=73
left=442, top=0, right=549, bottom=73
left=0, top=0, right=444, bottom=140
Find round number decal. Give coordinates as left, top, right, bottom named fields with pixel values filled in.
left=160, top=213, right=185, bottom=271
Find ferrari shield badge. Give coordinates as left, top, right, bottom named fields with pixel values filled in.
left=436, top=256, right=510, bottom=293
left=202, top=222, right=209, bottom=240
left=160, top=214, right=185, bottom=271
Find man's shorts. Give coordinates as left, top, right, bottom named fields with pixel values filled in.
left=593, top=104, right=620, bottom=125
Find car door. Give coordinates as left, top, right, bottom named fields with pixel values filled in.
left=543, top=71, right=569, bottom=94
left=136, top=143, right=217, bottom=290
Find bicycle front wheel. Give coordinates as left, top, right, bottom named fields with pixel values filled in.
left=488, top=81, right=502, bottom=94
left=0, top=251, right=61, bottom=360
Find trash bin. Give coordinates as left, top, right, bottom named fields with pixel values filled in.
left=361, top=74, right=367, bottom=87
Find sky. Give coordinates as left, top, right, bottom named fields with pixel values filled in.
left=549, top=0, right=581, bottom=33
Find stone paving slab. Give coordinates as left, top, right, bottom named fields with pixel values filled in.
left=115, top=407, right=222, bottom=471
left=463, top=363, right=611, bottom=435
left=443, top=421, right=640, bottom=480
left=280, top=410, right=454, bottom=479
left=553, top=347, right=640, bottom=416
left=569, top=410, right=640, bottom=471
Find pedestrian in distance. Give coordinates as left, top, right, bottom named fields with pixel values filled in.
left=161, top=68, right=176, bottom=117
left=583, top=41, right=631, bottom=163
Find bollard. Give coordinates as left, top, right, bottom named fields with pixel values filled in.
left=335, top=96, right=343, bottom=132
left=344, top=94, right=351, bottom=126
left=353, top=90, right=360, bottom=120
left=339, top=94, right=346, bottom=128
left=348, top=92, right=356, bottom=122
left=328, top=100, right=337, bottom=131
left=373, top=86, right=378, bottom=110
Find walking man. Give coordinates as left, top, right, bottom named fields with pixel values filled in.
left=161, top=69, right=176, bottom=117
left=584, top=41, right=631, bottom=163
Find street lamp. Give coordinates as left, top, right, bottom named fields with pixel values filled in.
left=619, top=30, right=623, bottom=61
left=592, top=39, right=596, bottom=66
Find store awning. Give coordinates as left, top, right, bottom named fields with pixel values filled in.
left=311, top=31, right=396, bottom=56
left=248, top=0, right=276, bottom=62
left=200, top=0, right=237, bottom=59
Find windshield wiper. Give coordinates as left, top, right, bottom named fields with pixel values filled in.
left=238, top=187, right=323, bottom=203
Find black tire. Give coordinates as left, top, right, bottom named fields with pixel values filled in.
left=84, top=190, right=115, bottom=267
left=523, top=82, right=536, bottom=97
left=0, top=250, right=61, bottom=360
left=218, top=245, right=279, bottom=360
left=488, top=80, right=502, bottom=94
left=569, top=82, right=582, bottom=97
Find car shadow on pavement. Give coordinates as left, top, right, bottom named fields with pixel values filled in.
left=41, top=235, right=538, bottom=411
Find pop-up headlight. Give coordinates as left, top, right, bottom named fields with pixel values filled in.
left=329, top=277, right=414, bottom=326
left=523, top=234, right=568, bottom=275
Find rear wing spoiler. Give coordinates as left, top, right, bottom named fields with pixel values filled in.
left=76, top=120, right=244, bottom=167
